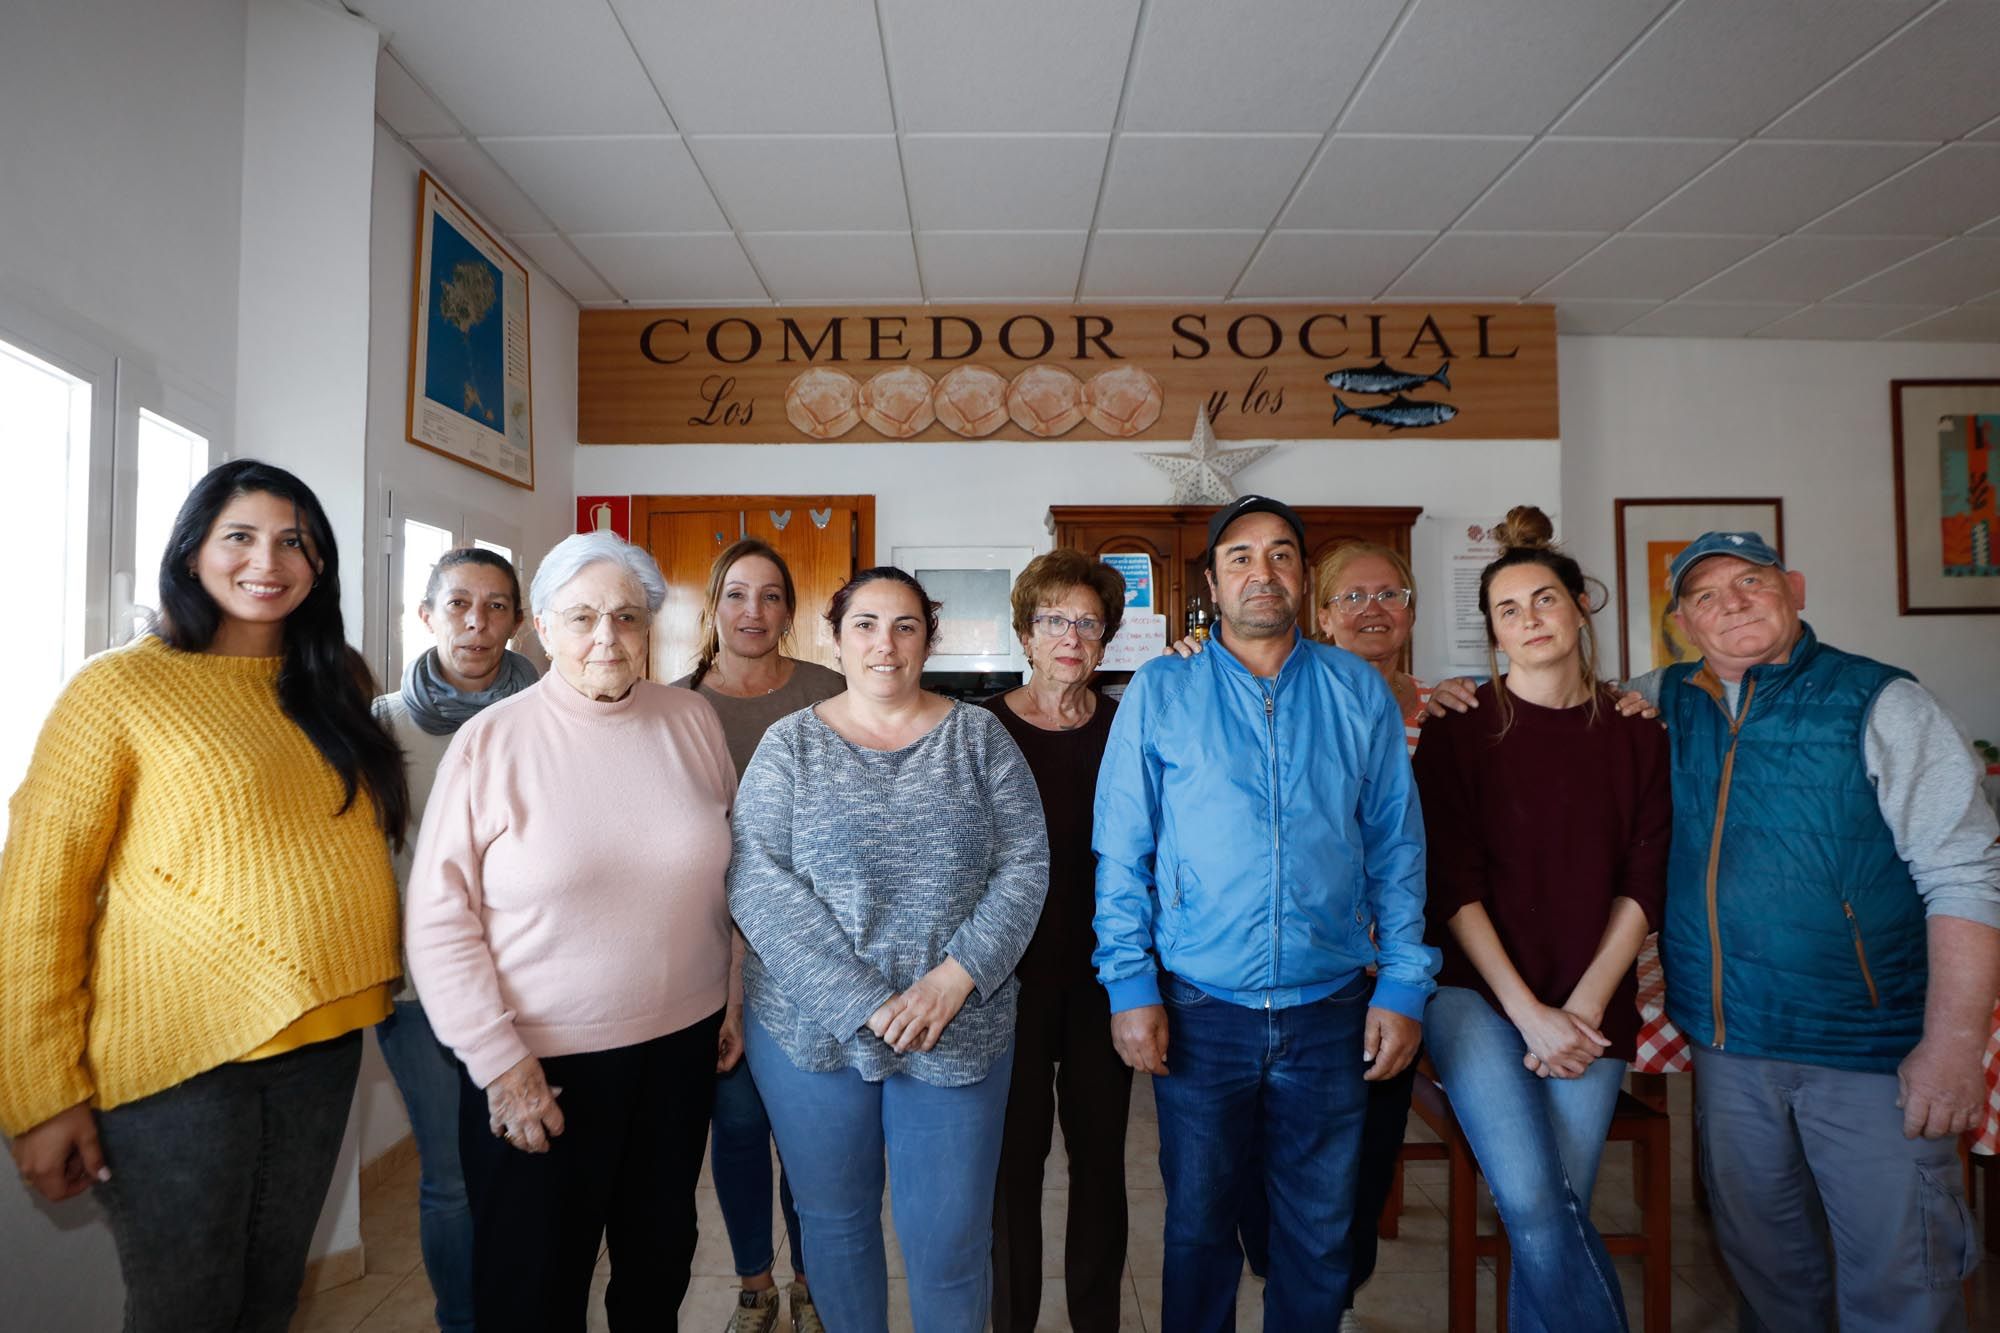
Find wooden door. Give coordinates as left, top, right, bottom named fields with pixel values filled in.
left=636, top=495, right=875, bottom=681
left=743, top=504, right=859, bottom=670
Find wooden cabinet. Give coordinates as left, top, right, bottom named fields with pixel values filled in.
left=1047, top=503, right=1422, bottom=672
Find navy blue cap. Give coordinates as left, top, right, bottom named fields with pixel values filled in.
left=1666, top=531, right=1784, bottom=603
left=1206, top=494, right=1307, bottom=559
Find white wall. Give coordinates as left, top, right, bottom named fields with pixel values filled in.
left=351, top=126, right=582, bottom=1167
left=0, top=2, right=250, bottom=1328
left=1561, top=336, right=2000, bottom=744
left=574, top=436, right=1561, bottom=685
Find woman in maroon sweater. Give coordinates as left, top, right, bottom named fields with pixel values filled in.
left=1412, top=506, right=1669, bottom=1333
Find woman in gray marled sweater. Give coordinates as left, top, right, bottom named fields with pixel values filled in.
left=729, top=567, right=1049, bottom=1333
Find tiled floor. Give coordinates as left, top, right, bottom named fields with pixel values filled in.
left=294, top=1073, right=1998, bottom=1332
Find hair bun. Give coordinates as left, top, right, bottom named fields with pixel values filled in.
left=1493, top=504, right=1555, bottom=552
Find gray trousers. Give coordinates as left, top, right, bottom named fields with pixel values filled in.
left=1691, top=1045, right=1977, bottom=1333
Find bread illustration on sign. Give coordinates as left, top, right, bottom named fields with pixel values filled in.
left=858, top=366, right=937, bottom=438
left=933, top=364, right=1011, bottom=438
left=1006, top=365, right=1087, bottom=437
left=784, top=367, right=862, bottom=439
left=1081, top=366, right=1165, bottom=437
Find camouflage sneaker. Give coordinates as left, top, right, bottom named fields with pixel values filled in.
left=725, top=1286, right=778, bottom=1333
left=787, top=1280, right=825, bottom=1333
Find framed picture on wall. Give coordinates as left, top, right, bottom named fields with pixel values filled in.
left=1890, top=379, right=2000, bottom=615
left=406, top=171, right=534, bottom=489
left=1613, top=497, right=1785, bottom=679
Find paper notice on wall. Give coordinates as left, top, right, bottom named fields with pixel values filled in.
left=1442, top=517, right=1506, bottom=672
left=1102, top=612, right=1168, bottom=671
left=1102, top=552, right=1155, bottom=612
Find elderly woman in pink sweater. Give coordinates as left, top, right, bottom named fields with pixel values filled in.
left=406, top=532, right=737, bottom=1333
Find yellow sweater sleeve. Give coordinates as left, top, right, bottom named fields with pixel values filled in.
left=0, top=662, right=132, bottom=1132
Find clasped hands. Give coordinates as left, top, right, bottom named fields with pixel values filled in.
left=1514, top=998, right=1611, bottom=1079
left=486, top=1055, right=565, bottom=1153
left=867, top=957, right=976, bottom=1054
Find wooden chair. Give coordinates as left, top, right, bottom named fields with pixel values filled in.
left=1389, top=1059, right=1672, bottom=1332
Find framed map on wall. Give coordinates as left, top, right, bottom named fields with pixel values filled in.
left=406, top=171, right=534, bottom=490
left=1613, top=497, right=1785, bottom=679
left=1891, top=379, right=1999, bottom=615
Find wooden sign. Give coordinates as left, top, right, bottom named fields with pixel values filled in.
left=578, top=303, right=1556, bottom=444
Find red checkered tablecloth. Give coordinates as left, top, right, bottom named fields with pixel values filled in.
left=1632, top=938, right=2000, bottom=1156
left=1632, top=937, right=1690, bottom=1075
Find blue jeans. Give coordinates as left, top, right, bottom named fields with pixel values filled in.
left=376, top=1000, right=475, bottom=1333
left=745, top=1013, right=1012, bottom=1333
left=1692, top=1045, right=1975, bottom=1333
left=92, top=1032, right=362, bottom=1333
left=1424, top=986, right=1628, bottom=1333
left=1154, top=971, right=1371, bottom=1333
left=710, top=1059, right=806, bottom=1279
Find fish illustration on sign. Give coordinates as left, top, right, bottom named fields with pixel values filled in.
left=1324, top=361, right=1450, bottom=395
left=1332, top=394, right=1460, bottom=431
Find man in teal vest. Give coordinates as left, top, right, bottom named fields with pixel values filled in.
left=1650, top=531, right=1999, bottom=1332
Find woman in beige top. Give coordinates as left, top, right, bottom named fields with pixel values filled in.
left=670, top=538, right=842, bottom=1333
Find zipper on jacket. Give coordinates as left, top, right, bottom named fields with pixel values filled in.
left=1843, top=901, right=1881, bottom=1008
left=1702, top=677, right=1754, bottom=1050
left=1263, top=685, right=1279, bottom=1010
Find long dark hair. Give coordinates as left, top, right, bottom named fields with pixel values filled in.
left=1475, top=505, right=1607, bottom=736
left=689, top=538, right=797, bottom=690
left=824, top=567, right=940, bottom=644
left=155, top=460, right=410, bottom=847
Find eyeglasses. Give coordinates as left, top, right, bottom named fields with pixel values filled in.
left=1324, top=588, right=1413, bottom=612
left=1030, top=613, right=1106, bottom=641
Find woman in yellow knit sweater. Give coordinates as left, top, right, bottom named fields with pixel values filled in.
left=0, top=459, right=409, bottom=1333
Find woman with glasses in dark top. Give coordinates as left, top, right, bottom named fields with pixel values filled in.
left=981, top=549, right=1130, bottom=1333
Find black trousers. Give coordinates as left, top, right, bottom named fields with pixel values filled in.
left=1237, top=1049, right=1417, bottom=1304
left=458, top=1011, right=722, bottom=1333
left=991, top=978, right=1135, bottom=1333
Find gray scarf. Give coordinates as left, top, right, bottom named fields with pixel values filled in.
left=400, top=646, right=540, bottom=736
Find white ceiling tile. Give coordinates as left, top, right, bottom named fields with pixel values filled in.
left=687, top=137, right=908, bottom=232
left=480, top=136, right=725, bottom=234
left=1555, top=300, right=1659, bottom=335
left=1555, top=0, right=1928, bottom=138
left=740, top=233, right=921, bottom=302
left=1748, top=304, right=1946, bottom=340
left=1882, top=305, right=2000, bottom=342
left=914, top=232, right=1088, bottom=300
left=902, top=135, right=1109, bottom=231
left=1684, top=237, right=1935, bottom=303
left=879, top=0, right=1140, bottom=132
left=566, top=233, right=767, bottom=303
left=405, top=138, right=549, bottom=234
left=1235, top=232, right=1439, bottom=299
left=1386, top=232, right=1608, bottom=300
left=1805, top=145, right=2000, bottom=238
left=375, top=50, right=458, bottom=138
left=1122, top=0, right=1406, bottom=131
left=1620, top=303, right=1804, bottom=337
left=610, top=0, right=893, bottom=133
left=1536, top=234, right=1769, bottom=300
left=1098, top=134, right=1320, bottom=230
left=1080, top=231, right=1265, bottom=299
left=505, top=232, right=620, bottom=304
left=1342, top=0, right=1675, bottom=135
left=1767, top=2, right=2000, bottom=142
left=1826, top=238, right=2000, bottom=305
left=1458, top=139, right=1732, bottom=232
left=1282, top=137, right=1527, bottom=230
left=355, top=0, right=673, bottom=135
left=1633, top=141, right=1933, bottom=235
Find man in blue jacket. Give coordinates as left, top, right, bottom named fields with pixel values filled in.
left=1093, top=495, right=1436, bottom=1332
left=1649, top=532, right=1999, bottom=1332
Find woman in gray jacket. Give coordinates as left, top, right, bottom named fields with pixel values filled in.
left=728, top=567, right=1048, bottom=1333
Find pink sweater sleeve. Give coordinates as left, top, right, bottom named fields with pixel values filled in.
left=404, top=727, right=529, bottom=1088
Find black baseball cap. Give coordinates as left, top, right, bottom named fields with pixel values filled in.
left=1207, top=495, right=1307, bottom=564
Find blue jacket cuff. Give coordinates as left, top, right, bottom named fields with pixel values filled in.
left=1105, top=972, right=1162, bottom=1014
left=1368, top=977, right=1431, bottom=1023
